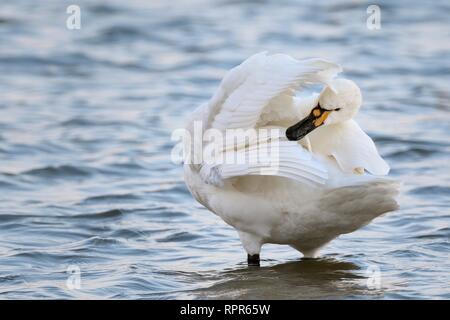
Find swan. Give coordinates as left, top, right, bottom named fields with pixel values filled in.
left=183, top=52, right=399, bottom=266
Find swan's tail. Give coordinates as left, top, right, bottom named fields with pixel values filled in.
left=320, top=176, right=400, bottom=235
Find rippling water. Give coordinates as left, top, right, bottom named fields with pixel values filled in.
left=0, top=0, right=449, bottom=299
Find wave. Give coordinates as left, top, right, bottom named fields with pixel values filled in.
left=71, top=209, right=124, bottom=220
left=20, top=165, right=92, bottom=178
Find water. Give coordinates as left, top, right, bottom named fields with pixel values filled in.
left=0, top=0, right=449, bottom=299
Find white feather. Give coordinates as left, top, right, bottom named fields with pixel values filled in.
left=206, top=52, right=342, bottom=131
left=307, top=119, right=390, bottom=175
left=202, top=135, right=328, bottom=187
left=197, top=52, right=341, bottom=186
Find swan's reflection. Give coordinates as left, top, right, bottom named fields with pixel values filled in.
left=193, top=257, right=379, bottom=299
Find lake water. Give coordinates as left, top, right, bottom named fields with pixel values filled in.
left=0, top=0, right=449, bottom=299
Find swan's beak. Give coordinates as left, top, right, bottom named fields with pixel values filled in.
left=286, top=105, right=330, bottom=141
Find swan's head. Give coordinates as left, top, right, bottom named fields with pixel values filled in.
left=286, top=78, right=362, bottom=141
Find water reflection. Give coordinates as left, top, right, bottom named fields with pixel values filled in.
left=192, top=258, right=375, bottom=299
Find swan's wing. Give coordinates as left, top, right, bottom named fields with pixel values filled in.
left=199, top=131, right=328, bottom=187
left=308, top=119, right=390, bottom=175
left=195, top=52, right=339, bottom=186
left=205, top=52, right=342, bottom=130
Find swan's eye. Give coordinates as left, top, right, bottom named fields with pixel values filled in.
left=334, top=108, right=341, bottom=111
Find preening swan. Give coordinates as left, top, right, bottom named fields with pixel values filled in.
left=183, top=52, right=399, bottom=266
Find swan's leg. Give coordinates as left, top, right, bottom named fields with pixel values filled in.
left=301, top=248, right=319, bottom=258
left=247, top=254, right=260, bottom=266
left=238, top=231, right=262, bottom=266
left=290, top=243, right=324, bottom=259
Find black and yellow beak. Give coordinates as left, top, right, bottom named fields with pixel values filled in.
left=285, top=104, right=331, bottom=141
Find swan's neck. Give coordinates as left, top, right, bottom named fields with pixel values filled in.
left=294, top=95, right=319, bottom=120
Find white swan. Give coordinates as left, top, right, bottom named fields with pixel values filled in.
left=183, top=52, right=399, bottom=265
